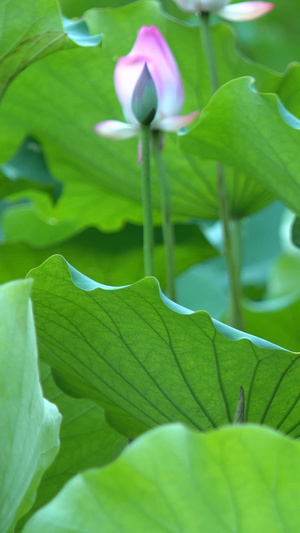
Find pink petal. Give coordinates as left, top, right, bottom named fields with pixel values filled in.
left=130, top=27, right=183, bottom=109
left=114, top=57, right=147, bottom=124
left=114, top=26, right=184, bottom=124
left=218, top=2, right=274, bottom=21
left=158, top=111, right=200, bottom=132
left=94, top=120, right=139, bottom=140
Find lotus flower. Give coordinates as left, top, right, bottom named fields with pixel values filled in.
left=94, top=26, right=199, bottom=140
left=172, top=0, right=274, bottom=20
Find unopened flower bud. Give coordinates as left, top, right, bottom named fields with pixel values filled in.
left=94, top=26, right=199, bottom=140
left=131, top=63, right=158, bottom=126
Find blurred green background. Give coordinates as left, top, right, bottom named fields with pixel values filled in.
left=1, top=0, right=300, bottom=351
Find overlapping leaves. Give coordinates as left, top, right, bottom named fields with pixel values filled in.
left=0, top=1, right=285, bottom=235
left=0, top=224, right=217, bottom=287
left=0, top=280, right=60, bottom=532
left=28, top=255, right=300, bottom=438
left=0, top=0, right=101, bottom=100
left=24, top=423, right=300, bottom=532
left=17, top=362, right=127, bottom=530
left=181, top=76, right=300, bottom=216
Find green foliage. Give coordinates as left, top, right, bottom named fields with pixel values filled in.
left=177, top=201, right=284, bottom=314
left=60, top=0, right=138, bottom=18
left=0, top=224, right=216, bottom=287
left=232, top=0, right=300, bottom=70
left=0, top=136, right=61, bottom=201
left=0, top=2, right=283, bottom=233
left=1, top=0, right=300, bottom=530
left=243, top=247, right=300, bottom=352
left=27, top=255, right=300, bottom=439
left=0, top=0, right=101, bottom=100
left=17, top=362, right=127, bottom=529
left=0, top=0, right=65, bottom=99
left=23, top=423, right=300, bottom=532
left=244, top=290, right=300, bottom=353
left=181, top=76, right=300, bottom=216
left=292, top=217, right=300, bottom=248
left=277, top=64, right=300, bottom=118
left=0, top=280, right=60, bottom=532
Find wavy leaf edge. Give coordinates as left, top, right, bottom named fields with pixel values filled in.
left=27, top=253, right=291, bottom=354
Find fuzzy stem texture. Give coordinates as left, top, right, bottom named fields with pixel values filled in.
left=200, top=12, right=244, bottom=331
left=140, top=124, right=155, bottom=277
left=152, top=130, right=176, bottom=301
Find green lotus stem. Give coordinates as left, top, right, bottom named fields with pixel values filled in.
left=140, top=124, right=155, bottom=277
left=216, top=165, right=244, bottom=329
left=152, top=130, right=176, bottom=302
left=230, top=217, right=243, bottom=318
left=200, top=12, right=220, bottom=91
left=200, top=12, right=244, bottom=331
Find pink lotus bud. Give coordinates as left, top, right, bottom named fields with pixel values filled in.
left=172, top=0, right=274, bottom=20
left=131, top=63, right=158, bottom=125
left=94, top=26, right=199, bottom=140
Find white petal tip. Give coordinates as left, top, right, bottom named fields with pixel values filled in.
left=94, top=120, right=140, bottom=140
left=218, top=2, right=274, bottom=21
left=158, top=111, right=200, bottom=132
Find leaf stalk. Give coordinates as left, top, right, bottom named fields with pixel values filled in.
left=199, top=12, right=244, bottom=331
left=152, top=130, right=176, bottom=301
left=140, top=124, right=155, bottom=277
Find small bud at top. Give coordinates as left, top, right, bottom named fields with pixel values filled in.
left=131, top=63, right=158, bottom=126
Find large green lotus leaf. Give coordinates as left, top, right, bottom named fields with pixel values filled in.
left=0, top=224, right=217, bottom=289
left=0, top=279, right=61, bottom=532
left=27, top=255, right=300, bottom=438
left=0, top=0, right=101, bottom=100
left=181, top=75, right=300, bottom=216
left=24, top=423, right=300, bottom=532
left=18, top=362, right=127, bottom=530
left=0, top=3, right=281, bottom=232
